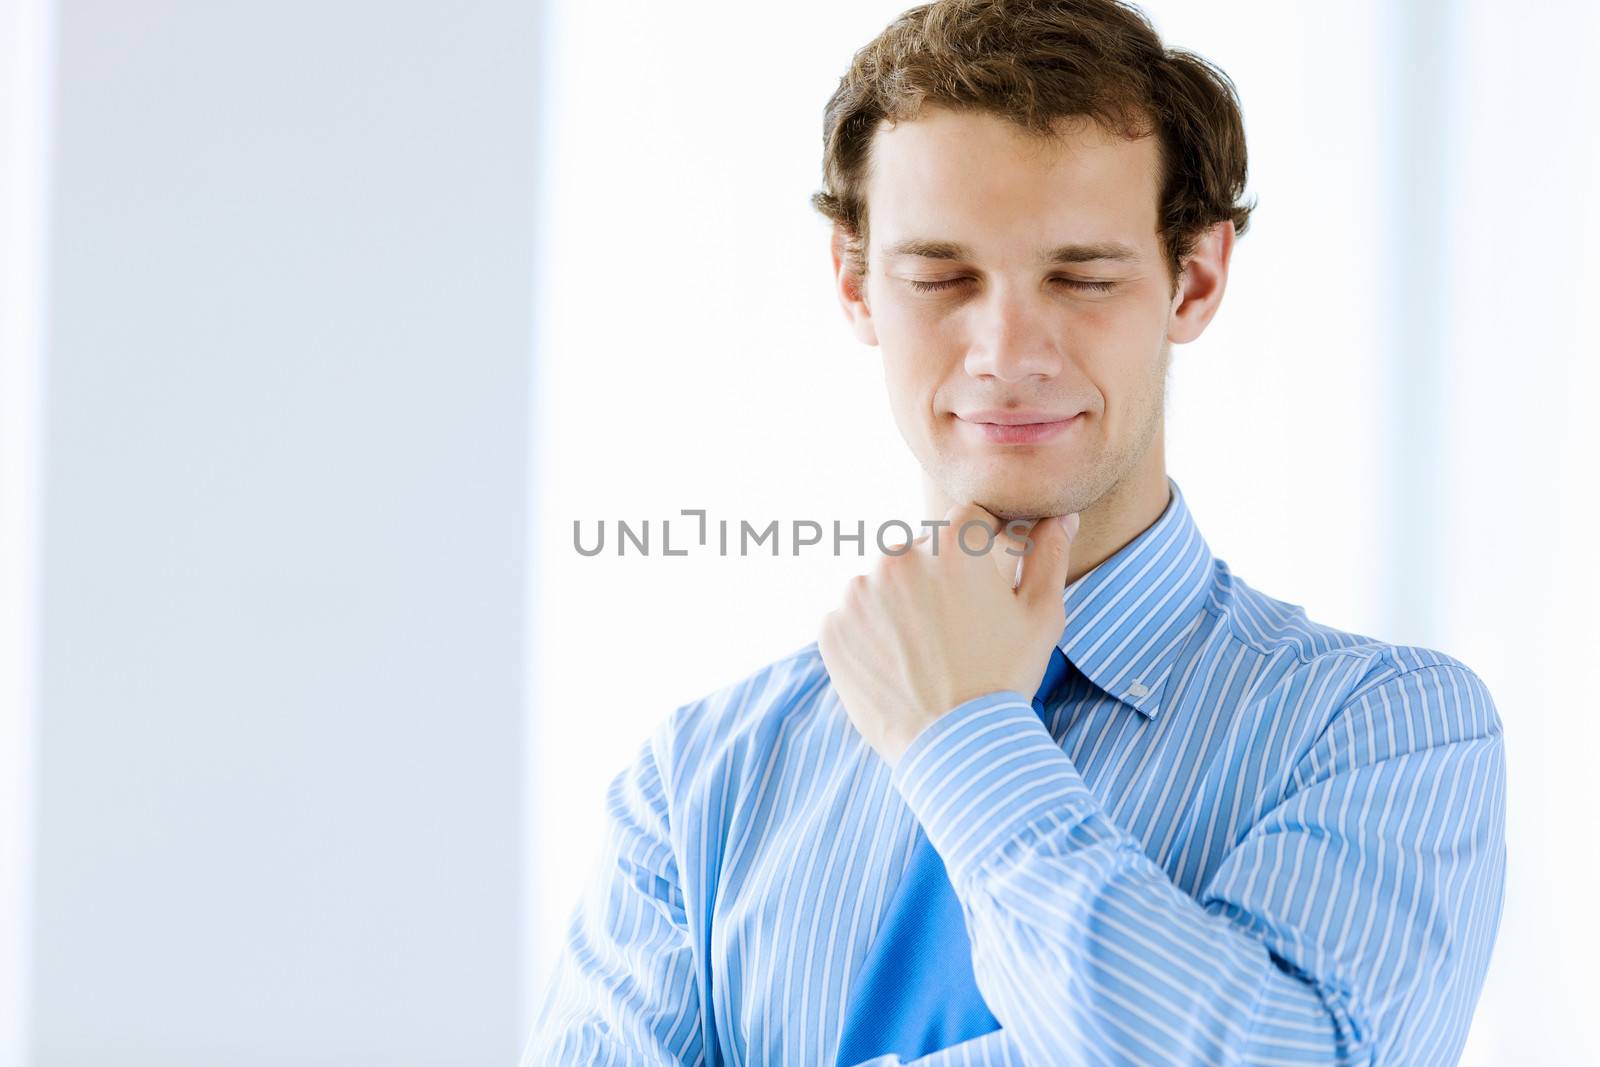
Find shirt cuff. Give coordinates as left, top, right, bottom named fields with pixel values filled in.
left=889, top=690, right=1098, bottom=887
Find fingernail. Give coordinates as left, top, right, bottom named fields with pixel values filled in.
left=1063, top=513, right=1081, bottom=542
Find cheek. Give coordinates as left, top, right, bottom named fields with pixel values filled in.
left=881, top=358, right=937, bottom=436
left=878, top=352, right=957, bottom=458
left=875, top=298, right=949, bottom=353
left=879, top=312, right=956, bottom=392
left=1075, top=300, right=1167, bottom=378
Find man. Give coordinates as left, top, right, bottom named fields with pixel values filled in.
left=523, top=1, right=1506, bottom=1064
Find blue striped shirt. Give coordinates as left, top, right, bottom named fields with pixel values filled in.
left=524, top=477, right=1506, bottom=1066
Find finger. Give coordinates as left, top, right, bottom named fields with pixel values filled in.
left=882, top=531, right=933, bottom=556
left=943, top=502, right=1002, bottom=562
left=1018, top=513, right=1079, bottom=605
left=990, top=515, right=1040, bottom=587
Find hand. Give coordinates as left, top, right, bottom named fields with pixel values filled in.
left=817, top=503, right=1079, bottom=768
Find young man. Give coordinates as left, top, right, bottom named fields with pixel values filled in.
left=523, top=1, right=1505, bottom=1064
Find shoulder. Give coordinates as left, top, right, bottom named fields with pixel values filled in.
left=647, top=639, right=836, bottom=803
left=1205, top=560, right=1503, bottom=746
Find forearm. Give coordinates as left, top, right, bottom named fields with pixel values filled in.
left=959, top=820, right=1361, bottom=1064
left=523, top=730, right=707, bottom=1066
left=524, top=936, right=706, bottom=1067
left=891, top=695, right=1364, bottom=1065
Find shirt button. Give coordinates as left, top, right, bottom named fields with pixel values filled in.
left=1127, top=681, right=1151, bottom=698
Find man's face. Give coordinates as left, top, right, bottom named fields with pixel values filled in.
left=840, top=107, right=1181, bottom=523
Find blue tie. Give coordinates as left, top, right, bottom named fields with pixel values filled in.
left=834, top=646, right=1073, bottom=1066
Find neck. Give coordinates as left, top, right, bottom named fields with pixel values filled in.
left=1057, top=465, right=1170, bottom=585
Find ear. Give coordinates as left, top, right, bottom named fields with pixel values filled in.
left=831, top=222, right=879, bottom=347
left=1166, top=220, right=1235, bottom=344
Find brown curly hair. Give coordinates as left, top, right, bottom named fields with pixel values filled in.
left=811, top=0, right=1254, bottom=295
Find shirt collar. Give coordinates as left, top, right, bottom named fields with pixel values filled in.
left=1057, top=476, right=1215, bottom=719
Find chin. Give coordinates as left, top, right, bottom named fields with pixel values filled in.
left=964, top=483, right=1077, bottom=524
left=927, top=441, right=1116, bottom=520
left=980, top=501, right=1067, bottom=525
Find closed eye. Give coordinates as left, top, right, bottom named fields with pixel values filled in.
left=905, top=276, right=1117, bottom=294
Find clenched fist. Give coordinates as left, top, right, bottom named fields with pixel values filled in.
left=817, top=502, right=1080, bottom=768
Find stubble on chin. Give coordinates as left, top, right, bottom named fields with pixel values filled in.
left=933, top=448, right=1111, bottom=525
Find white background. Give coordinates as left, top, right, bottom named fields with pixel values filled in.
left=3, top=1, right=540, bottom=1063
left=4, top=1, right=1598, bottom=1064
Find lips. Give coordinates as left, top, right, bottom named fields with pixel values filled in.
left=954, top=409, right=1085, bottom=445
left=958, top=408, right=1083, bottom=426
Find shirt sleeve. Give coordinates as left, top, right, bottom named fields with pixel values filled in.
left=520, top=723, right=706, bottom=1067
left=843, top=1028, right=1030, bottom=1066
left=888, top=662, right=1506, bottom=1067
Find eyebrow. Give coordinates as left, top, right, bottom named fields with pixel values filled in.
left=883, top=238, right=1142, bottom=265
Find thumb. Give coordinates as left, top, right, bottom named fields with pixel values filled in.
left=1017, top=513, right=1077, bottom=605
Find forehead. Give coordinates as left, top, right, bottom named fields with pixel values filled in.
left=863, top=107, right=1162, bottom=260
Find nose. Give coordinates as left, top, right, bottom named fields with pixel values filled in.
left=961, top=286, right=1065, bottom=383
